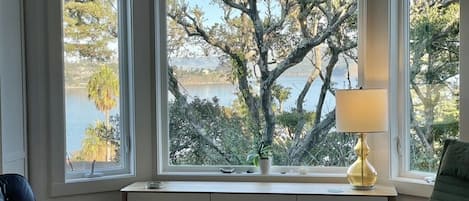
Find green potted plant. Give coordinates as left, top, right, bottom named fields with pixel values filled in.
left=247, top=141, right=272, bottom=175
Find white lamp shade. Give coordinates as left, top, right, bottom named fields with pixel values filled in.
left=335, top=89, right=388, bottom=133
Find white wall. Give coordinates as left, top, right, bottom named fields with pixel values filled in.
left=0, top=0, right=27, bottom=176
left=362, top=0, right=391, bottom=187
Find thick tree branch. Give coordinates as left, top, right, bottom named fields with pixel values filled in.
left=314, top=50, right=339, bottom=125
left=222, top=0, right=249, bottom=14
left=434, top=0, right=458, bottom=9
left=168, top=12, right=232, bottom=55
left=288, top=110, right=336, bottom=165
left=268, top=1, right=357, bottom=87
left=409, top=96, right=433, bottom=152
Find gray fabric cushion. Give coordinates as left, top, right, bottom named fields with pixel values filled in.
left=430, top=140, right=469, bottom=201
left=431, top=175, right=469, bottom=201
left=438, top=140, right=469, bottom=180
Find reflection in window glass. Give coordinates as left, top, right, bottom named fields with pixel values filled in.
left=63, top=0, right=123, bottom=177
left=408, top=0, right=459, bottom=172
left=166, top=0, right=359, bottom=167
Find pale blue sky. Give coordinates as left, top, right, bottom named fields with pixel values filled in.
left=186, top=0, right=281, bottom=26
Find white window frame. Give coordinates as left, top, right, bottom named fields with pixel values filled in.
left=58, top=0, right=132, bottom=182
left=36, top=0, right=155, bottom=197
left=390, top=0, right=469, bottom=197
left=396, top=0, right=436, bottom=181
left=155, top=0, right=365, bottom=180
left=62, top=0, right=132, bottom=181
left=396, top=0, right=464, bottom=180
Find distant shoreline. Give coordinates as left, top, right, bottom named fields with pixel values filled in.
left=178, top=81, right=233, bottom=86
left=65, top=81, right=234, bottom=89
left=66, top=86, right=87, bottom=89
left=64, top=73, right=314, bottom=89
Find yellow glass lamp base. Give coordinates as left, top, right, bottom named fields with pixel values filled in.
left=347, top=133, right=377, bottom=190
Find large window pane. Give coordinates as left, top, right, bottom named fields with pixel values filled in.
left=166, top=0, right=358, bottom=168
left=407, top=0, right=459, bottom=173
left=63, top=0, right=126, bottom=178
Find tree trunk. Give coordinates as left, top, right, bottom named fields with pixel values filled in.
left=104, top=111, right=111, bottom=161
left=294, top=18, right=322, bottom=140
left=314, top=50, right=339, bottom=125
left=232, top=57, right=262, bottom=142
left=260, top=81, right=275, bottom=145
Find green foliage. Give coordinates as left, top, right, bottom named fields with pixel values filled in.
left=73, top=114, right=121, bottom=162
left=169, top=97, right=251, bottom=165
left=171, top=67, right=228, bottom=85
left=63, top=0, right=118, bottom=61
left=410, top=2, right=459, bottom=85
left=247, top=141, right=273, bottom=166
left=74, top=124, right=108, bottom=161
left=271, top=84, right=292, bottom=112
left=277, top=110, right=315, bottom=135
left=306, top=133, right=356, bottom=166
left=410, top=121, right=459, bottom=172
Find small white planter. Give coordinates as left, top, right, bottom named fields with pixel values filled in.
left=259, top=157, right=272, bottom=175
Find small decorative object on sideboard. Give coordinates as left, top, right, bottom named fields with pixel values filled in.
left=219, top=167, right=235, bottom=174
left=146, top=181, right=163, bottom=189
left=247, top=141, right=273, bottom=175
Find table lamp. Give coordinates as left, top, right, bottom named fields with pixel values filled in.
left=335, top=89, right=388, bottom=190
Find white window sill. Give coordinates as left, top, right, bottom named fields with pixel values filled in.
left=156, top=171, right=348, bottom=184
left=122, top=181, right=398, bottom=198
left=391, top=177, right=434, bottom=198
left=51, top=174, right=140, bottom=197
left=65, top=173, right=134, bottom=184
left=157, top=172, right=434, bottom=198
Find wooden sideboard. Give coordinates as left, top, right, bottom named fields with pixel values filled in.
left=121, top=181, right=397, bottom=201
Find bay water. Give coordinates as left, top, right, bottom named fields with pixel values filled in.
left=65, top=76, right=342, bottom=154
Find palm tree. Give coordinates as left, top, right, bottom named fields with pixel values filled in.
left=87, top=65, right=119, bottom=125
left=272, top=84, right=291, bottom=113
left=87, top=65, right=119, bottom=161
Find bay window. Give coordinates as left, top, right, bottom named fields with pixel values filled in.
left=20, top=0, right=469, bottom=199
left=158, top=0, right=361, bottom=174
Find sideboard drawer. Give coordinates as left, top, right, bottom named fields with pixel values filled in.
left=211, top=193, right=295, bottom=201
left=298, top=195, right=388, bottom=201
left=127, top=192, right=210, bottom=201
